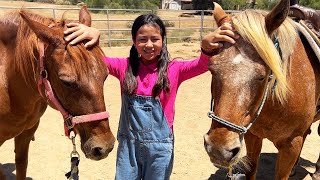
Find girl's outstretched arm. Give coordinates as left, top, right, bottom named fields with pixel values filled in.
left=64, top=23, right=100, bottom=48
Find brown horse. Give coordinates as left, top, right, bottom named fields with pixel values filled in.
left=204, top=0, right=320, bottom=179
left=0, top=7, right=115, bottom=179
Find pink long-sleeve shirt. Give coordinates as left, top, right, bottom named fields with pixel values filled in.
left=104, top=52, right=209, bottom=131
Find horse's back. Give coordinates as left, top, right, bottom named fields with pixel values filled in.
left=299, top=31, right=320, bottom=122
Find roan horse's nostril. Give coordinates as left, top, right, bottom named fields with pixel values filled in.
left=221, top=147, right=241, bottom=163
left=229, top=147, right=240, bottom=161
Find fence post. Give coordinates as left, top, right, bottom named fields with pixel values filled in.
left=52, top=8, right=56, bottom=19
left=107, top=9, right=111, bottom=47
left=200, top=10, right=204, bottom=42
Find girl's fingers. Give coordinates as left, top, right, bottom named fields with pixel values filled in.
left=64, top=26, right=80, bottom=35
left=201, top=23, right=239, bottom=54
left=66, top=22, right=80, bottom=28
left=85, top=38, right=97, bottom=48
left=69, top=32, right=87, bottom=45
left=65, top=30, right=84, bottom=43
left=207, top=42, right=223, bottom=49
left=218, top=30, right=239, bottom=40
left=217, top=35, right=236, bottom=44
left=219, top=23, right=236, bottom=31
left=63, top=23, right=100, bottom=47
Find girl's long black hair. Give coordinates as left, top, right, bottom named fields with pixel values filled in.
left=123, top=14, right=170, bottom=97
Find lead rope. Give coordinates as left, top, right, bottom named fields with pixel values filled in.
left=228, top=167, right=233, bottom=179
left=227, top=167, right=246, bottom=180
left=65, top=131, right=80, bottom=180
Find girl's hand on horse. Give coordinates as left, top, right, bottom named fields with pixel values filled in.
left=201, top=23, right=239, bottom=56
left=64, top=23, right=100, bottom=48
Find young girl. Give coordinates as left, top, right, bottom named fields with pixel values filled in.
left=64, top=13, right=237, bottom=180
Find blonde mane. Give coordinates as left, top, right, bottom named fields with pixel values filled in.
left=232, top=10, right=298, bottom=103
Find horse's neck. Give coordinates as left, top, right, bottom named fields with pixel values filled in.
left=0, top=31, right=45, bottom=121
left=7, top=36, right=43, bottom=102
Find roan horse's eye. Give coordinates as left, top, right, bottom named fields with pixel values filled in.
left=256, top=75, right=266, bottom=81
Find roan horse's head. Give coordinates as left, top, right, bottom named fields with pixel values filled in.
left=18, top=7, right=115, bottom=160
left=204, top=0, right=294, bottom=167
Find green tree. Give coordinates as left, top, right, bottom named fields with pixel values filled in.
left=85, top=0, right=107, bottom=8
left=256, top=0, right=277, bottom=9
left=300, top=0, right=320, bottom=9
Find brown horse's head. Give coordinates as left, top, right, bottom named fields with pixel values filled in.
left=17, top=7, right=115, bottom=160
left=204, top=0, right=296, bottom=167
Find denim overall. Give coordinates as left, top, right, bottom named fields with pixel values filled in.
left=115, top=95, right=174, bottom=180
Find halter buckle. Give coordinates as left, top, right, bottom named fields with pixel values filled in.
left=65, top=116, right=74, bottom=130
left=40, top=70, right=48, bottom=79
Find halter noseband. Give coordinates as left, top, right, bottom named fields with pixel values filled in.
left=37, top=43, right=110, bottom=136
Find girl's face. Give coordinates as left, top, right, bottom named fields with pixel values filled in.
left=134, top=24, right=163, bottom=65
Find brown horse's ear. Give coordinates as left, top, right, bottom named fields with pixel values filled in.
left=265, top=0, right=290, bottom=35
left=20, top=10, right=63, bottom=45
left=79, top=5, right=91, bottom=27
left=213, top=2, right=231, bottom=26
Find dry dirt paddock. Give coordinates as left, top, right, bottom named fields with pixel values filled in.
left=0, top=43, right=319, bottom=180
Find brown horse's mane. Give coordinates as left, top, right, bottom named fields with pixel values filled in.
left=232, top=10, right=298, bottom=103
left=0, top=9, right=106, bottom=83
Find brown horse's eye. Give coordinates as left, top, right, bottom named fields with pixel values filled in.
left=59, top=75, right=79, bottom=89
left=61, top=79, right=79, bottom=89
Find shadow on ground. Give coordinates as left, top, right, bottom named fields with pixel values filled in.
left=0, top=163, right=33, bottom=180
left=208, top=153, right=315, bottom=180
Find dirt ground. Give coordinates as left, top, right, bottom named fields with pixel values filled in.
left=0, top=43, right=319, bottom=180
left=0, top=1, right=320, bottom=179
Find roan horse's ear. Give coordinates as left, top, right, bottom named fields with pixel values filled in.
left=265, top=0, right=290, bottom=35
left=79, top=5, right=91, bottom=27
left=19, top=10, right=63, bottom=45
left=213, top=2, right=231, bottom=26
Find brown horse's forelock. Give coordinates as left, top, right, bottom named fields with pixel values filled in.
left=12, top=11, right=105, bottom=83
left=66, top=43, right=106, bottom=80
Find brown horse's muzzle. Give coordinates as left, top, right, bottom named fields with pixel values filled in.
left=81, top=132, right=115, bottom=160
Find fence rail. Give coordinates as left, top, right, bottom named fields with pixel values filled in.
left=0, top=6, right=238, bottom=47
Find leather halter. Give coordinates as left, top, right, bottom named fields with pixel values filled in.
left=207, top=73, right=274, bottom=134
left=37, top=43, right=110, bottom=136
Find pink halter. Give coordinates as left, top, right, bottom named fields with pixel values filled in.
left=37, top=43, right=109, bottom=136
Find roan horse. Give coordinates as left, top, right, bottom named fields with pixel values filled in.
left=0, top=6, right=115, bottom=179
left=203, top=0, right=320, bottom=179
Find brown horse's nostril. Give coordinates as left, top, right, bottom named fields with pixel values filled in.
left=91, top=147, right=104, bottom=157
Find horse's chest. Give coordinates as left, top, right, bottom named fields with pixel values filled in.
left=0, top=100, right=47, bottom=141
